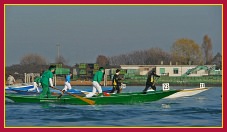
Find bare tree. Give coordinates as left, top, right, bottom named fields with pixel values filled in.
left=96, top=55, right=109, bottom=67
left=20, top=53, right=47, bottom=65
left=108, top=47, right=171, bottom=65
left=145, top=48, right=171, bottom=65
left=202, top=35, right=213, bottom=64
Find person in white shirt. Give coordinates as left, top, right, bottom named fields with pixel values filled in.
left=7, top=74, right=15, bottom=85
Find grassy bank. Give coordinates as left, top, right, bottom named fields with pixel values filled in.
left=57, top=75, right=222, bottom=87
left=123, top=75, right=222, bottom=86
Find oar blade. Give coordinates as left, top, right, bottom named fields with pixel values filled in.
left=51, top=87, right=95, bottom=105
left=67, top=92, right=95, bottom=105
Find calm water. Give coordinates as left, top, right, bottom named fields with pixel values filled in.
left=5, top=86, right=222, bottom=127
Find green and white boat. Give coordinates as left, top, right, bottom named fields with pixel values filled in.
left=5, top=90, right=179, bottom=105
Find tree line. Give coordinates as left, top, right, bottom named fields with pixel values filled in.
left=97, top=35, right=221, bottom=68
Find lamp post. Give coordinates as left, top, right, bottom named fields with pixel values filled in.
left=55, top=44, right=60, bottom=86
left=56, top=44, right=60, bottom=60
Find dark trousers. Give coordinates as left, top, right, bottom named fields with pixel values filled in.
left=110, top=85, right=121, bottom=93
left=143, top=82, right=156, bottom=92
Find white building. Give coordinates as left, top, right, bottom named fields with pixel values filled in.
left=155, top=65, right=215, bottom=77
left=120, top=65, right=215, bottom=77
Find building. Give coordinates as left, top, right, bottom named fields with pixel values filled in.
left=155, top=65, right=215, bottom=77
left=120, top=65, right=216, bottom=77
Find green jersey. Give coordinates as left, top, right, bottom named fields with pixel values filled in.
left=40, top=70, right=53, bottom=86
left=34, top=76, right=41, bottom=83
left=93, top=70, right=103, bottom=83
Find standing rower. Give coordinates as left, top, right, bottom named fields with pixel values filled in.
left=39, top=65, right=56, bottom=98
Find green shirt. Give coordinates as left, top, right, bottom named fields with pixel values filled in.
left=34, top=77, right=41, bottom=83
left=93, top=70, right=103, bottom=83
left=40, top=70, right=53, bottom=86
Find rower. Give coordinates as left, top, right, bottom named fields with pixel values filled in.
left=142, top=69, right=160, bottom=94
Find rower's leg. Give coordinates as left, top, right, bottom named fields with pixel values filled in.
left=142, top=83, right=150, bottom=94
left=86, top=82, right=98, bottom=97
left=110, top=86, right=116, bottom=93
left=116, top=85, right=121, bottom=93
left=39, top=84, right=48, bottom=98
left=151, top=84, right=156, bottom=91
left=47, top=88, right=51, bottom=98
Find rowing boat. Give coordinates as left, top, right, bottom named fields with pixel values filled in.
left=5, top=90, right=179, bottom=105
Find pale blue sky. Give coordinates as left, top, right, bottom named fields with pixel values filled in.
left=6, top=5, right=222, bottom=66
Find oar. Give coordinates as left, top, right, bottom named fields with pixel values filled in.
left=152, top=77, right=160, bottom=86
left=51, top=87, right=95, bottom=105
left=51, top=92, right=61, bottom=96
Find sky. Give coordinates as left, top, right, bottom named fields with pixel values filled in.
left=5, top=5, right=222, bottom=66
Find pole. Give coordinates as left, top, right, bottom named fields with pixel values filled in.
left=24, top=73, right=26, bottom=83
left=56, top=44, right=60, bottom=60
left=104, top=69, right=107, bottom=86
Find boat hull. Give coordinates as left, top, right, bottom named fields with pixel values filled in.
left=6, top=90, right=179, bottom=105
left=164, top=87, right=209, bottom=99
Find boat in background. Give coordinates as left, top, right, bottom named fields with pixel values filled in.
left=5, top=83, right=34, bottom=89
left=5, top=83, right=34, bottom=93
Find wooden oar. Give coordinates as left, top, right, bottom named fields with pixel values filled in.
left=51, top=92, right=61, bottom=96
left=51, top=87, right=95, bottom=105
